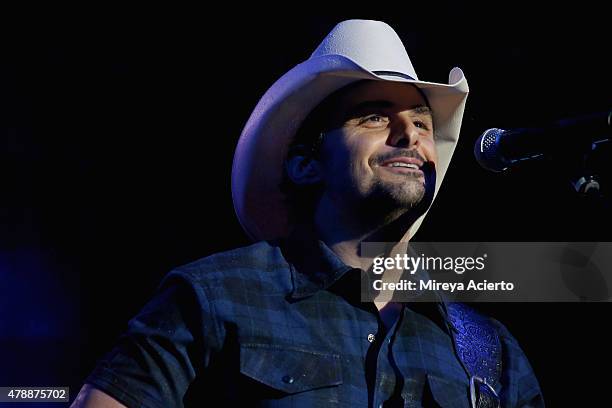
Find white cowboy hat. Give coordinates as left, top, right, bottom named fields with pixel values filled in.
left=232, top=19, right=469, bottom=241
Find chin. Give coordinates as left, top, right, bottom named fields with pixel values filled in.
left=365, top=181, right=425, bottom=211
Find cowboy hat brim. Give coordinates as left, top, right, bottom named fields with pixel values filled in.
left=232, top=54, right=469, bottom=241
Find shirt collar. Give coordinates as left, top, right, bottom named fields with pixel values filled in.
left=279, top=224, right=355, bottom=300
left=279, top=224, right=449, bottom=315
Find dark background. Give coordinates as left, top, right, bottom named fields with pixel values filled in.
left=1, top=5, right=610, bottom=406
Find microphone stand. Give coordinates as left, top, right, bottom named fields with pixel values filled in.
left=553, top=131, right=610, bottom=199
left=568, top=144, right=604, bottom=198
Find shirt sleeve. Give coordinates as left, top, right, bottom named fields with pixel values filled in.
left=84, top=269, right=220, bottom=408
left=490, top=318, right=546, bottom=408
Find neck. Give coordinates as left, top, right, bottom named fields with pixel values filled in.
left=313, top=193, right=420, bottom=268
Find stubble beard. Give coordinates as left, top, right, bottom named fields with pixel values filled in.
left=369, top=173, right=425, bottom=210
left=354, top=173, right=426, bottom=227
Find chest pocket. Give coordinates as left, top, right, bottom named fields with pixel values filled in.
left=426, top=374, right=470, bottom=408
left=240, top=343, right=343, bottom=395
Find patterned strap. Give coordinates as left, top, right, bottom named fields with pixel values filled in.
left=445, top=302, right=502, bottom=408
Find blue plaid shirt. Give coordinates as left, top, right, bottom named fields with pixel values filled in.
left=85, top=232, right=544, bottom=407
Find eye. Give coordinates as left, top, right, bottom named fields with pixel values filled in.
left=413, top=120, right=429, bottom=130
left=358, top=114, right=389, bottom=127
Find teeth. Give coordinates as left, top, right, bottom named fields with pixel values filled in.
left=386, top=162, right=419, bottom=169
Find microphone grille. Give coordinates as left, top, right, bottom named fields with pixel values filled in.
left=474, top=128, right=507, bottom=172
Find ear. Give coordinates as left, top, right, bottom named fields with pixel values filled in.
left=285, top=152, right=323, bottom=186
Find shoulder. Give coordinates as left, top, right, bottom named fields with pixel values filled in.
left=161, top=240, right=293, bottom=297
left=174, top=241, right=285, bottom=277
left=489, top=317, right=537, bottom=373
left=489, top=317, right=545, bottom=407
left=447, top=304, right=544, bottom=406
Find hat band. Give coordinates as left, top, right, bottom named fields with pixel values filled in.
left=373, top=71, right=415, bottom=80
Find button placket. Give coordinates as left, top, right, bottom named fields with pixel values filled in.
left=373, top=305, right=407, bottom=408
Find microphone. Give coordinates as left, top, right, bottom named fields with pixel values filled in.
left=474, top=110, right=612, bottom=172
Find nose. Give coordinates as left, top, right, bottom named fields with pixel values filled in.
left=388, top=119, right=420, bottom=149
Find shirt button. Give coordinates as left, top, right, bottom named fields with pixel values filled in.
left=282, top=375, right=295, bottom=384
left=367, top=333, right=376, bottom=343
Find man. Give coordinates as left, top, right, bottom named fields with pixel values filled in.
left=73, top=20, right=544, bottom=407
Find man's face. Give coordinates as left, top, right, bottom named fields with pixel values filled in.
left=317, top=80, right=436, bottom=214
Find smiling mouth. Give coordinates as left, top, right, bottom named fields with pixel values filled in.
left=383, top=162, right=420, bottom=170
left=378, top=156, right=424, bottom=169
left=377, top=157, right=425, bottom=175
left=379, top=165, right=424, bottom=177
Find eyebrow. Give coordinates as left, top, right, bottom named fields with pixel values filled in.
left=344, top=100, right=432, bottom=120
left=411, top=105, right=433, bottom=116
